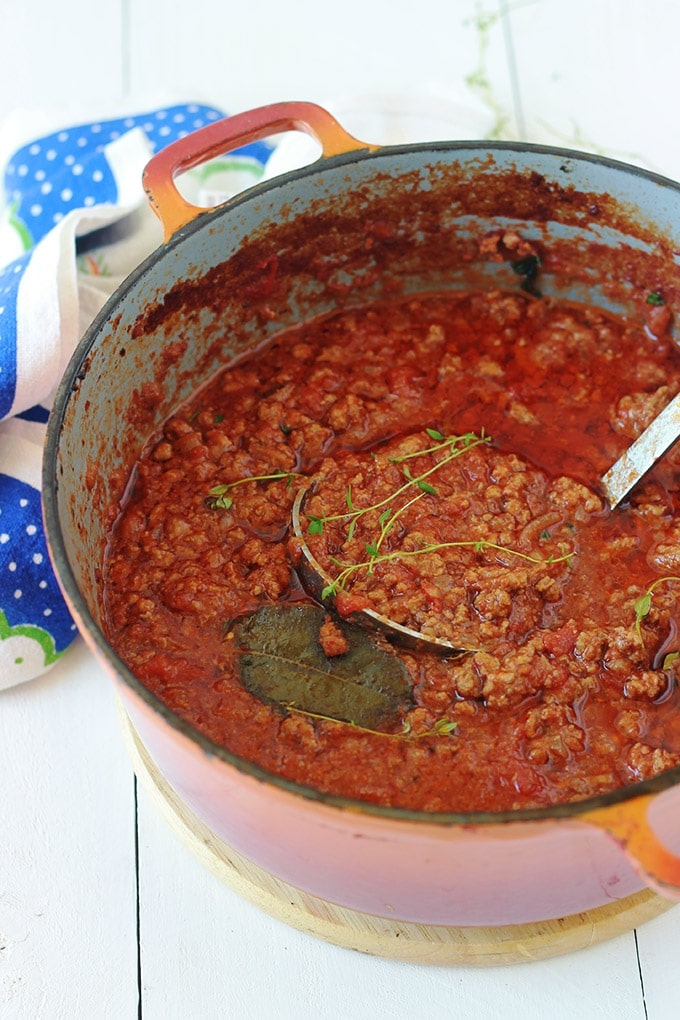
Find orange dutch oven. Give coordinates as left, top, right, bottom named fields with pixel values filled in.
left=43, top=103, right=680, bottom=945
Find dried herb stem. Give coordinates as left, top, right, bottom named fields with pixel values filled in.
left=283, top=701, right=458, bottom=740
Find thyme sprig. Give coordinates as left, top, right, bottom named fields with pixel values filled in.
left=321, top=539, right=574, bottom=601
left=205, top=471, right=299, bottom=510
left=307, top=429, right=491, bottom=542
left=305, top=427, right=573, bottom=600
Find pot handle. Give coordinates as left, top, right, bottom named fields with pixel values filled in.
left=582, top=792, right=680, bottom=899
left=143, top=101, right=376, bottom=241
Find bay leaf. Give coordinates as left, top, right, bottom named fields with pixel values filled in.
left=232, top=604, right=412, bottom=731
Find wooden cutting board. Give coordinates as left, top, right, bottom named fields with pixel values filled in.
left=118, top=707, right=675, bottom=966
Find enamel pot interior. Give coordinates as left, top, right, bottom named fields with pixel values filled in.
left=44, top=138, right=680, bottom=926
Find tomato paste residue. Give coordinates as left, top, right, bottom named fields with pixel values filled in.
left=103, top=289, right=680, bottom=812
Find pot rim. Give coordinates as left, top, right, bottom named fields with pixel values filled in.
left=43, top=136, right=680, bottom=828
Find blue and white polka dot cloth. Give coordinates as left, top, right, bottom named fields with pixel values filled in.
left=0, top=102, right=273, bottom=689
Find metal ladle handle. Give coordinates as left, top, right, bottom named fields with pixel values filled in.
left=602, top=391, right=680, bottom=507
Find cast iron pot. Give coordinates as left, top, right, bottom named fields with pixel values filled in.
left=44, top=102, right=680, bottom=934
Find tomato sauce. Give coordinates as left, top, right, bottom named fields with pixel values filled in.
left=103, top=289, right=680, bottom=812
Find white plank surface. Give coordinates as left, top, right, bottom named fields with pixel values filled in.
left=635, top=909, right=680, bottom=1020
left=4, top=1, right=680, bottom=1017
left=0, top=642, right=138, bottom=1019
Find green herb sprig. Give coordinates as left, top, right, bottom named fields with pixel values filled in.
left=307, top=429, right=491, bottom=543
left=305, top=427, right=573, bottom=600
left=205, top=471, right=299, bottom=511
left=511, top=254, right=541, bottom=295
left=633, top=575, right=680, bottom=645
left=321, top=539, right=574, bottom=601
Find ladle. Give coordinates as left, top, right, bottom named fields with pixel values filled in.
left=292, top=392, right=680, bottom=655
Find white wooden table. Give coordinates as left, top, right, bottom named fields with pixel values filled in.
left=3, top=1, right=680, bottom=1016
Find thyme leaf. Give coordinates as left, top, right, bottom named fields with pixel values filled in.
left=430, top=717, right=458, bottom=736
left=308, top=516, right=324, bottom=535
left=633, top=575, right=680, bottom=644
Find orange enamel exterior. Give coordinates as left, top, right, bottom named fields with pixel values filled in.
left=115, top=676, right=665, bottom=926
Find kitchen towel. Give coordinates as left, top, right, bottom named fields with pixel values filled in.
left=0, top=102, right=272, bottom=689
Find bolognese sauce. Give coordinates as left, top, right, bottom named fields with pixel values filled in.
left=103, top=288, right=680, bottom=811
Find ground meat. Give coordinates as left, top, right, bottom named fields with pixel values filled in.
left=648, top=521, right=680, bottom=572
left=478, top=231, right=539, bottom=266
left=103, top=288, right=680, bottom=813
left=547, top=476, right=604, bottom=519
left=611, top=386, right=677, bottom=439
left=627, top=742, right=680, bottom=781
left=318, top=615, right=350, bottom=657
left=624, top=670, right=668, bottom=699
